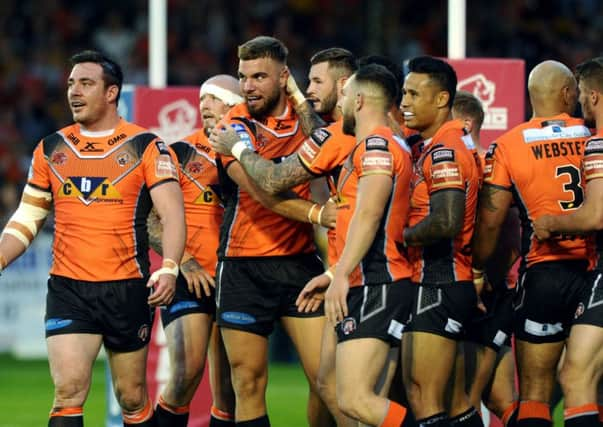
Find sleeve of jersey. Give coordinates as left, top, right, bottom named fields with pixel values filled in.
left=426, top=147, right=465, bottom=193
left=142, top=139, right=180, bottom=190
left=27, top=142, right=51, bottom=191
left=297, top=127, right=338, bottom=176
left=217, top=119, right=256, bottom=169
left=582, top=138, right=603, bottom=182
left=356, top=136, right=394, bottom=177
left=482, top=142, right=512, bottom=189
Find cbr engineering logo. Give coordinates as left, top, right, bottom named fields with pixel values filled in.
left=58, top=176, right=122, bottom=205
left=457, top=74, right=508, bottom=131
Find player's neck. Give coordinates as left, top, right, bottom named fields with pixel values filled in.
left=421, top=110, right=451, bottom=139
left=330, top=108, right=342, bottom=121
left=79, top=111, right=121, bottom=133
left=268, top=94, right=288, bottom=119
left=355, top=115, right=387, bottom=141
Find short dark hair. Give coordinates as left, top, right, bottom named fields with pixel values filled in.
left=408, top=56, right=457, bottom=108
left=357, top=55, right=404, bottom=106
left=310, top=48, right=357, bottom=78
left=453, top=90, right=484, bottom=129
left=238, top=36, right=288, bottom=63
left=575, top=57, right=603, bottom=93
left=70, top=50, right=123, bottom=105
left=354, top=64, right=399, bottom=111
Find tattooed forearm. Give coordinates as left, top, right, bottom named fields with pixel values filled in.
left=294, top=101, right=327, bottom=136
left=478, top=184, right=502, bottom=213
left=404, top=190, right=465, bottom=246
left=147, top=208, right=164, bottom=255
left=239, top=151, right=314, bottom=195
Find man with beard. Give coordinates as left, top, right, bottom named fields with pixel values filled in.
left=533, top=57, right=603, bottom=427
left=148, top=75, right=242, bottom=427
left=473, top=60, right=592, bottom=427
left=209, top=36, right=335, bottom=427
left=319, top=63, right=414, bottom=427
left=0, top=50, right=185, bottom=426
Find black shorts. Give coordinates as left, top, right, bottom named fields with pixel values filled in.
left=216, top=254, right=324, bottom=336
left=465, top=288, right=514, bottom=351
left=573, top=269, right=603, bottom=328
left=513, top=260, right=589, bottom=343
left=336, top=280, right=414, bottom=346
left=405, top=281, right=477, bottom=340
left=45, top=275, right=154, bottom=352
left=160, top=272, right=215, bottom=328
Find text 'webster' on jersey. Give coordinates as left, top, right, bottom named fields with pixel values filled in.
left=217, top=102, right=316, bottom=258
left=484, top=113, right=593, bottom=269
left=408, top=119, right=480, bottom=284
left=335, top=126, right=413, bottom=286
left=28, top=119, right=179, bottom=282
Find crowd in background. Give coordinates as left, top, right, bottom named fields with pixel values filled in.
left=0, top=0, right=601, bottom=222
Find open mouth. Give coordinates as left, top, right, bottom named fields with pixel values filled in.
left=246, top=96, right=262, bottom=106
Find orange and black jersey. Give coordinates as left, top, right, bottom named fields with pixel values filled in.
left=484, top=114, right=592, bottom=269
left=408, top=119, right=480, bottom=284
left=171, top=131, right=223, bottom=276
left=28, top=119, right=179, bottom=282
left=217, top=102, right=315, bottom=258
left=578, top=132, right=603, bottom=269
left=335, top=126, right=413, bottom=287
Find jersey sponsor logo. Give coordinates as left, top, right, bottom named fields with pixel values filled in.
left=431, top=162, right=462, bottom=188
left=361, top=151, right=393, bottom=174
left=155, top=154, right=178, bottom=179
left=66, top=132, right=80, bottom=146
left=298, top=139, right=321, bottom=166
left=45, top=318, right=73, bottom=331
left=230, top=123, right=254, bottom=150
left=522, top=124, right=590, bottom=143
left=107, top=133, right=127, bottom=145
left=169, top=300, right=201, bottom=313
left=365, top=136, right=388, bottom=150
left=444, top=318, right=462, bottom=334
left=583, top=153, right=603, bottom=181
left=194, top=187, right=221, bottom=205
left=116, top=152, right=131, bottom=167
left=584, top=138, right=603, bottom=155
left=524, top=319, right=563, bottom=336
left=340, top=317, right=356, bottom=335
left=274, top=120, right=292, bottom=131
left=431, top=149, right=455, bottom=163
left=221, top=311, right=256, bottom=325
left=310, top=128, right=332, bottom=146
left=80, top=142, right=104, bottom=153
left=51, top=151, right=68, bottom=166
left=195, top=143, right=211, bottom=154
left=58, top=176, right=122, bottom=203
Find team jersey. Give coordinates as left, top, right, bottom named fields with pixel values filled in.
left=217, top=102, right=315, bottom=258
left=171, top=131, right=223, bottom=276
left=579, top=131, right=603, bottom=269
left=297, top=120, right=357, bottom=265
left=408, top=119, right=480, bottom=284
left=335, top=126, right=413, bottom=287
left=484, top=113, right=592, bottom=269
left=27, top=119, right=179, bottom=282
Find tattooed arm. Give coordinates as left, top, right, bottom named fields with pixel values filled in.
left=403, top=189, right=466, bottom=247
left=471, top=183, right=513, bottom=269
left=293, top=100, right=328, bottom=136
left=147, top=207, right=164, bottom=256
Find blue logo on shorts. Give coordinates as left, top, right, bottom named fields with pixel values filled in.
left=45, top=318, right=73, bottom=331
left=221, top=311, right=256, bottom=325
left=169, top=301, right=200, bottom=313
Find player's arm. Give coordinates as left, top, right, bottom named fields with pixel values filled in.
left=210, top=125, right=314, bottom=194
left=285, top=72, right=327, bottom=135
left=471, top=183, right=513, bottom=270
left=403, top=189, right=466, bottom=247
left=535, top=178, right=603, bottom=238
left=0, top=184, right=52, bottom=271
left=226, top=161, right=335, bottom=228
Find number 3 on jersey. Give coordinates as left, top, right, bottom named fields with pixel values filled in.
left=556, top=165, right=583, bottom=210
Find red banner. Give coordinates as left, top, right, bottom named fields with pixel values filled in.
left=447, top=58, right=526, bottom=149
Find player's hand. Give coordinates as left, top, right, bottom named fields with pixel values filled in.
left=472, top=268, right=487, bottom=313
left=296, top=272, right=332, bottom=313
left=209, top=125, right=240, bottom=156
left=325, top=273, right=349, bottom=325
left=318, top=198, right=337, bottom=229
left=285, top=68, right=305, bottom=107
left=533, top=215, right=554, bottom=241
left=147, top=273, right=176, bottom=306
left=181, top=257, right=215, bottom=298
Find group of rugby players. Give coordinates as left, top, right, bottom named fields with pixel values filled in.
left=0, top=33, right=601, bottom=427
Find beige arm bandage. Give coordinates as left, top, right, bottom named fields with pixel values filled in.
left=2, top=185, right=52, bottom=248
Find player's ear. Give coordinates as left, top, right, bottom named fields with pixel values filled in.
left=106, top=84, right=119, bottom=104
left=591, top=90, right=600, bottom=107
left=463, top=117, right=474, bottom=133
left=280, top=66, right=289, bottom=89
left=436, top=90, right=450, bottom=109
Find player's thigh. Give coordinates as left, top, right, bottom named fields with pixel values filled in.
left=106, top=344, right=150, bottom=403
left=208, top=323, right=235, bottom=409
left=486, top=347, right=516, bottom=417
left=47, top=333, right=103, bottom=394
left=281, top=314, right=326, bottom=379
left=402, top=331, right=457, bottom=390
left=164, top=312, right=213, bottom=374
left=220, top=327, right=269, bottom=379
left=514, top=338, right=564, bottom=401
left=336, top=338, right=391, bottom=397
